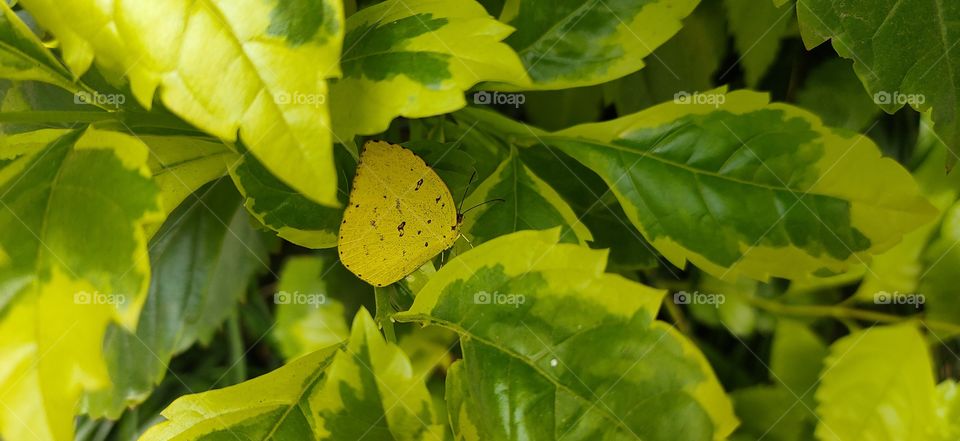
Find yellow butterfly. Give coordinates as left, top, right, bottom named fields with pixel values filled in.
left=338, top=141, right=461, bottom=287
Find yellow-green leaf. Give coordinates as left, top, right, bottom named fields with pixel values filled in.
left=397, top=229, right=738, bottom=440
left=83, top=180, right=269, bottom=419
left=228, top=144, right=353, bottom=249
left=141, top=135, right=237, bottom=237
left=815, top=325, right=940, bottom=441
left=19, top=0, right=346, bottom=206
left=459, top=146, right=593, bottom=246
left=139, top=345, right=341, bottom=441
left=797, top=0, right=960, bottom=168
left=272, top=256, right=350, bottom=361
left=724, top=0, right=794, bottom=87
left=329, top=0, right=528, bottom=140
left=0, top=127, right=161, bottom=441
left=544, top=89, right=937, bottom=282
left=497, top=0, right=699, bottom=89
left=142, top=308, right=442, bottom=440
left=0, top=3, right=75, bottom=92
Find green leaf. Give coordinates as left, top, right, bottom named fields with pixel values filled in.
left=770, top=319, right=826, bottom=407
left=0, top=127, right=161, bottom=441
left=329, top=0, right=528, bottom=139
left=815, top=324, right=939, bottom=441
left=544, top=89, right=937, bottom=282
left=523, top=86, right=605, bottom=131
left=724, top=0, right=794, bottom=87
left=142, top=308, right=441, bottom=440
left=516, top=141, right=661, bottom=270
left=0, top=3, right=76, bottom=92
left=731, top=386, right=814, bottom=441
left=604, top=0, right=728, bottom=115
left=919, top=199, right=960, bottom=333
left=937, top=381, right=960, bottom=440
left=0, top=80, right=95, bottom=136
left=796, top=59, right=880, bottom=131
left=498, top=0, right=699, bottom=89
left=397, top=325, right=458, bottom=380
left=853, top=121, right=960, bottom=302
left=229, top=144, right=353, bottom=249
left=139, top=344, right=341, bottom=441
left=82, top=179, right=268, bottom=418
left=460, top=147, right=593, bottom=246
left=310, top=308, right=444, bottom=440
left=687, top=275, right=759, bottom=336
left=141, top=135, right=237, bottom=230
left=19, top=0, right=346, bottom=206
left=796, top=0, right=960, bottom=168
left=397, top=229, right=738, bottom=440
left=272, top=256, right=350, bottom=361
left=441, top=115, right=509, bottom=182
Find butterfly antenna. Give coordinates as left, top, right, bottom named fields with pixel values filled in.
left=457, top=170, right=478, bottom=214
left=460, top=198, right=506, bottom=215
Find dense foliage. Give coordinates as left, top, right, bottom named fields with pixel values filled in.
left=0, top=0, right=958, bottom=440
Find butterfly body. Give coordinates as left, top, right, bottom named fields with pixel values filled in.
left=338, top=141, right=460, bottom=287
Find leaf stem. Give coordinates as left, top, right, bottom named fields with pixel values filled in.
left=115, top=408, right=138, bottom=441
left=662, top=299, right=691, bottom=335
left=226, top=311, right=247, bottom=384
left=0, top=110, right=198, bottom=131
left=746, top=296, right=960, bottom=335
left=374, top=287, right=398, bottom=343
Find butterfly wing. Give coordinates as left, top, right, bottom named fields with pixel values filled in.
left=338, top=141, right=460, bottom=286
